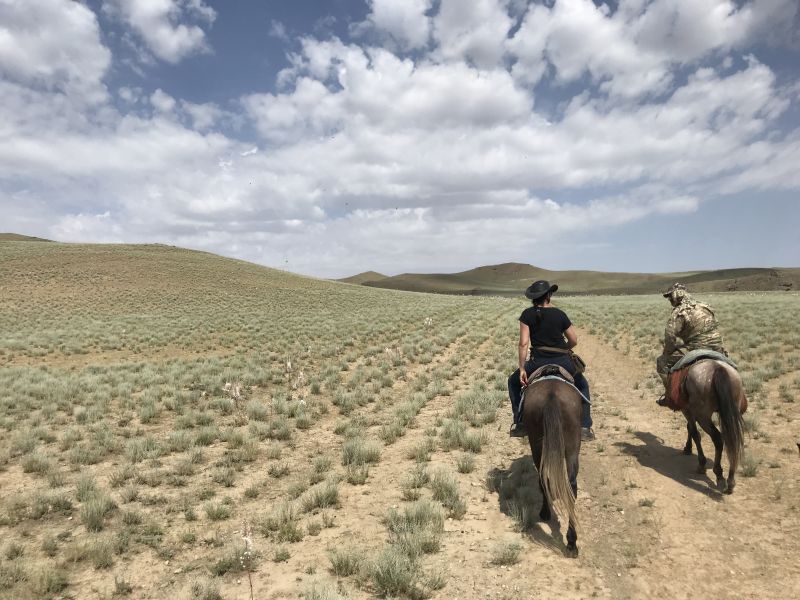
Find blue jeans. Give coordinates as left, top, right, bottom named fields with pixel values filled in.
left=508, top=355, right=592, bottom=428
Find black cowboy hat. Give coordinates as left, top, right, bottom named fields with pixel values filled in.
left=524, top=280, right=558, bottom=300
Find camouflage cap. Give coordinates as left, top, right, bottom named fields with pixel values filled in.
left=662, top=283, right=687, bottom=297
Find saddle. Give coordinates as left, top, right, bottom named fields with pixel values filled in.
left=669, top=349, right=736, bottom=372
left=528, top=364, right=575, bottom=385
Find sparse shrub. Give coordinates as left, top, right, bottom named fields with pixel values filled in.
left=407, top=438, right=435, bottom=463
left=76, top=474, right=97, bottom=502
left=301, top=480, right=340, bottom=513
left=42, top=535, right=58, bottom=557
left=429, top=470, right=467, bottom=519
left=328, top=546, right=364, bottom=576
left=341, top=438, right=381, bottom=466
left=313, top=456, right=333, bottom=474
left=0, top=560, right=28, bottom=589
left=21, top=451, right=53, bottom=475
left=369, top=547, right=421, bottom=598
left=246, top=399, right=269, bottom=421
left=303, top=580, right=348, bottom=600
left=204, top=502, right=232, bottom=521
left=4, top=542, right=24, bottom=560
left=741, top=454, right=760, bottom=477
left=345, top=464, right=369, bottom=485
left=190, top=578, right=222, bottom=600
left=80, top=493, right=115, bottom=532
left=307, top=520, right=322, bottom=536
left=490, top=541, right=522, bottom=566
left=114, top=575, right=133, bottom=596
left=385, top=500, right=444, bottom=557
left=212, top=467, right=236, bottom=487
left=32, top=566, right=68, bottom=595
left=456, top=453, right=475, bottom=473
left=268, top=462, right=290, bottom=478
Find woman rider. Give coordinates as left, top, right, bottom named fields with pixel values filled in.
left=507, top=280, right=593, bottom=439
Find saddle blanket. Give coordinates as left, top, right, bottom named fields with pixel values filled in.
left=666, top=369, right=691, bottom=412
left=670, top=349, right=737, bottom=372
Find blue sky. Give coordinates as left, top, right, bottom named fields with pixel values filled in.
left=2, top=0, right=799, bottom=278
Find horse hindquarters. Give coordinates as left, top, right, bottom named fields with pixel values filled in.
left=539, top=396, right=579, bottom=555
left=712, top=366, right=745, bottom=494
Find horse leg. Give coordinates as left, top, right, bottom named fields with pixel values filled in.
left=565, top=456, right=579, bottom=557
left=683, top=420, right=693, bottom=455
left=687, top=418, right=706, bottom=473
left=698, top=417, right=724, bottom=488
left=530, top=437, right=551, bottom=521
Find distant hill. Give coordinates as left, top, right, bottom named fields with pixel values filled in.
left=339, top=270, right=387, bottom=285
left=341, top=262, right=798, bottom=296
left=0, top=233, right=52, bottom=242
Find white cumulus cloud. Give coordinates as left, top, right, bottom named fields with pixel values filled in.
left=104, top=0, right=217, bottom=64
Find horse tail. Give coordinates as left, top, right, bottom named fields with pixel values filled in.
left=713, top=365, right=745, bottom=473
left=539, top=394, right=579, bottom=531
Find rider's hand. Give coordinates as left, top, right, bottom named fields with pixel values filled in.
left=520, top=370, right=528, bottom=386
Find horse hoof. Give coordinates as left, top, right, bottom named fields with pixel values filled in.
left=723, top=485, right=734, bottom=495
left=683, top=447, right=692, bottom=456
left=565, top=545, right=579, bottom=558
left=695, top=465, right=707, bottom=474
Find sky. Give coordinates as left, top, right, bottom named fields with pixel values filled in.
left=2, top=0, right=799, bottom=278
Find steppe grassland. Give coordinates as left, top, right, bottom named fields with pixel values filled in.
left=1, top=241, right=798, bottom=599
left=0, top=242, right=518, bottom=599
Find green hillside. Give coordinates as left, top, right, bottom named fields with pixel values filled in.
left=346, top=262, right=798, bottom=296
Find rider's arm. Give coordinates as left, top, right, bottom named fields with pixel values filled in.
left=564, top=325, right=578, bottom=349
left=518, top=321, right=530, bottom=371
left=663, top=311, right=683, bottom=355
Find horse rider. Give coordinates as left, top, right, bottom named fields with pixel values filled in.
left=656, top=283, right=727, bottom=406
left=507, top=280, right=594, bottom=439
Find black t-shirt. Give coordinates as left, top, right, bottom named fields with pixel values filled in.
left=519, top=306, right=572, bottom=353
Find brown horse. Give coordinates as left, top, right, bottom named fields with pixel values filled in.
left=679, top=360, right=746, bottom=494
left=521, top=378, right=582, bottom=556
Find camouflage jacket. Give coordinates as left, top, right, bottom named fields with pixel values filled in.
left=663, top=295, right=724, bottom=355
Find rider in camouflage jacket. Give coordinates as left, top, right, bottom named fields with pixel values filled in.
left=656, top=283, right=726, bottom=388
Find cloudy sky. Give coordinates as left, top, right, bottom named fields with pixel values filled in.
left=2, top=0, right=799, bottom=278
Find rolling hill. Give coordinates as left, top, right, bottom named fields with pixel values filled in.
left=0, top=232, right=52, bottom=242
left=340, top=262, right=799, bottom=296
